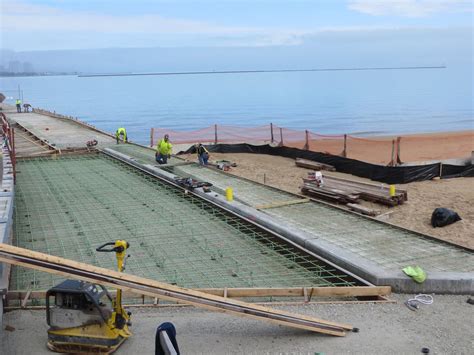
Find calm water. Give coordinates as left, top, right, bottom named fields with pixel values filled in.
left=1, top=68, right=472, bottom=144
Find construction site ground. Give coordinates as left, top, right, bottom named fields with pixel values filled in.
left=1, top=105, right=473, bottom=353
left=2, top=294, right=473, bottom=354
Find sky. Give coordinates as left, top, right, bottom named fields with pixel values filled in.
left=1, top=0, right=473, bottom=51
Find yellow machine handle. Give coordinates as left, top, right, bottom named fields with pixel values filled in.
left=96, top=240, right=130, bottom=327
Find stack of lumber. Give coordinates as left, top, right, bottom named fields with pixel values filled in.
left=295, top=158, right=336, bottom=171
left=302, top=175, right=407, bottom=207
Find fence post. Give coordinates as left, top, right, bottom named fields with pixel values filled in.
left=304, top=130, right=309, bottom=150
left=396, top=136, right=402, bottom=165
left=214, top=124, right=218, bottom=144
left=150, top=128, right=155, bottom=147
left=279, top=128, right=283, bottom=146
left=270, top=123, right=274, bottom=143
left=342, top=134, right=347, bottom=157
left=389, top=139, right=395, bottom=166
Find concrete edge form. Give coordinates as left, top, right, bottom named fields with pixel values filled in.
left=103, top=148, right=474, bottom=294
left=0, top=145, right=15, bottom=325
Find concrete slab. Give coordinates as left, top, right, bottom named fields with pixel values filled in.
left=6, top=111, right=115, bottom=149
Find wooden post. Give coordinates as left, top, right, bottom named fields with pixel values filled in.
left=304, top=130, right=309, bottom=150
left=389, top=139, right=395, bottom=166
left=270, top=123, right=274, bottom=143
left=214, top=124, right=218, bottom=144
left=150, top=128, right=155, bottom=147
left=342, top=134, right=347, bottom=158
left=396, top=137, right=402, bottom=165
left=279, top=128, right=283, bottom=146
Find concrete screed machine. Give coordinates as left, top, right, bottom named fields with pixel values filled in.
left=46, top=240, right=132, bottom=354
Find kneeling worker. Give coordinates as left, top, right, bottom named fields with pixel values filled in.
left=116, top=127, right=127, bottom=144
left=156, top=134, right=172, bottom=164
left=196, top=143, right=209, bottom=166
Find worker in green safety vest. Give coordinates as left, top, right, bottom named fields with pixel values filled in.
left=115, top=127, right=127, bottom=144
left=156, top=134, right=172, bottom=164
left=16, top=99, right=22, bottom=113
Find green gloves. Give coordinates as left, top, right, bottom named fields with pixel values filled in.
left=402, top=266, right=427, bottom=283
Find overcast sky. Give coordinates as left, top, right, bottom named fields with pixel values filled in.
left=1, top=0, right=473, bottom=51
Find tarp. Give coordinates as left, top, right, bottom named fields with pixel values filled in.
left=179, top=143, right=473, bottom=184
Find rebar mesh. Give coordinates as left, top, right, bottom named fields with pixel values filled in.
left=107, top=144, right=474, bottom=273
left=12, top=154, right=357, bottom=293
left=265, top=204, right=474, bottom=272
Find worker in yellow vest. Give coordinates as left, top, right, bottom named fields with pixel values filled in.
left=115, top=127, right=127, bottom=144
left=156, top=134, right=172, bottom=164
left=16, top=99, right=22, bottom=113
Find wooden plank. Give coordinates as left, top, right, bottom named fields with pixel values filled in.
left=255, top=198, right=310, bottom=210
left=295, top=158, right=336, bottom=171
left=7, top=286, right=391, bottom=301
left=0, top=243, right=352, bottom=336
left=346, top=203, right=378, bottom=217
left=21, top=289, right=31, bottom=309
left=4, top=298, right=395, bottom=311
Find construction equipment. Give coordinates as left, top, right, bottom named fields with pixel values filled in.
left=46, top=240, right=132, bottom=354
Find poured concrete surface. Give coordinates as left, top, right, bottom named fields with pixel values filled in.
left=2, top=294, right=473, bottom=354
left=7, top=111, right=115, bottom=149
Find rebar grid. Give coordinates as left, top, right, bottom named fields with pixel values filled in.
left=265, top=204, right=474, bottom=272
left=171, top=164, right=298, bottom=207
left=12, top=154, right=357, bottom=292
left=105, top=144, right=473, bottom=273
left=110, top=144, right=182, bottom=166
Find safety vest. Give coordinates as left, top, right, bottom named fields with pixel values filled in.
left=16, top=99, right=21, bottom=105
left=116, top=128, right=127, bottom=140
left=157, top=139, right=172, bottom=155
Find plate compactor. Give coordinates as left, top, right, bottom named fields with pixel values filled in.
left=46, top=240, right=132, bottom=354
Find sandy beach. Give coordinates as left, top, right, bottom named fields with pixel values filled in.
left=180, top=151, right=474, bottom=249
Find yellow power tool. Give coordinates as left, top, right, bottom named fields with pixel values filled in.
left=46, top=240, right=132, bottom=354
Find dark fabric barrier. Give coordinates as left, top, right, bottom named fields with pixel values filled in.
left=179, top=144, right=473, bottom=184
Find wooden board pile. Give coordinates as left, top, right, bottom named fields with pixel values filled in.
left=301, top=174, right=407, bottom=208
left=295, top=158, right=336, bottom=171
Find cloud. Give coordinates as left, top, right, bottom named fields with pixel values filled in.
left=1, top=0, right=315, bottom=49
left=348, top=0, right=473, bottom=17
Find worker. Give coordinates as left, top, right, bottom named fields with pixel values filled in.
left=16, top=99, right=22, bottom=113
left=196, top=143, right=209, bottom=166
left=156, top=134, right=172, bottom=164
left=115, top=127, right=127, bottom=144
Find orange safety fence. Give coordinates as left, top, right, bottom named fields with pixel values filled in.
left=150, top=124, right=474, bottom=165
left=346, top=135, right=396, bottom=165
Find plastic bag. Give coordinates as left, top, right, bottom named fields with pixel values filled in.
left=431, top=208, right=461, bottom=228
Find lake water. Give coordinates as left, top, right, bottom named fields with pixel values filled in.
left=1, top=67, right=472, bottom=145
